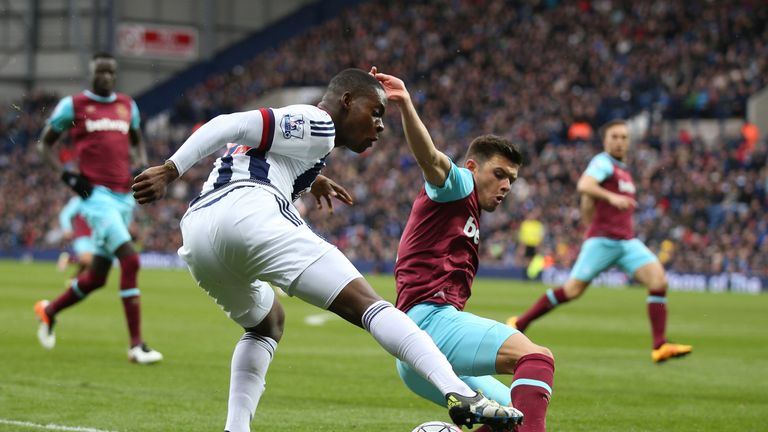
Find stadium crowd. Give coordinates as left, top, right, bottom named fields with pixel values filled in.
left=1, top=0, right=766, bottom=276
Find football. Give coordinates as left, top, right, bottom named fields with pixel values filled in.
left=410, top=420, right=462, bottom=432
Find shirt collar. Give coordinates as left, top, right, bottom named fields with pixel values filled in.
left=84, top=90, right=117, bottom=103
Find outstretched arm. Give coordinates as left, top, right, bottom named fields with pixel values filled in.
left=576, top=175, right=637, bottom=210
left=372, top=67, right=451, bottom=187
left=129, top=128, right=148, bottom=170
left=132, top=160, right=179, bottom=205
left=39, top=111, right=94, bottom=199
left=132, top=111, right=262, bottom=204
left=37, top=125, right=64, bottom=173
left=580, top=194, right=595, bottom=225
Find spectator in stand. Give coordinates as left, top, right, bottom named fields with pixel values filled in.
left=0, top=0, right=766, bottom=280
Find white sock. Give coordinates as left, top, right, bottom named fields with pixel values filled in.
left=362, top=300, right=473, bottom=397
left=224, top=333, right=277, bottom=432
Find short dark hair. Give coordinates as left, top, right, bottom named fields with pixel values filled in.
left=464, top=134, right=523, bottom=166
left=326, top=68, right=383, bottom=97
left=598, top=119, right=627, bottom=141
left=91, top=52, right=115, bottom=61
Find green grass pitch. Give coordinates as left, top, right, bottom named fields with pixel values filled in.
left=1, top=260, right=767, bottom=431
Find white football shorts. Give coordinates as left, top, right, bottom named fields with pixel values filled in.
left=178, top=182, right=361, bottom=328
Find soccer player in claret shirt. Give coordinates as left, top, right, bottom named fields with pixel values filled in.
left=132, top=68, right=522, bottom=432
left=35, top=52, right=162, bottom=364
left=508, top=120, right=692, bottom=363
left=373, top=68, right=552, bottom=432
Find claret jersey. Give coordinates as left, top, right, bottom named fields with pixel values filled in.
left=395, top=162, right=480, bottom=313
left=583, top=152, right=636, bottom=240
left=47, top=90, right=141, bottom=192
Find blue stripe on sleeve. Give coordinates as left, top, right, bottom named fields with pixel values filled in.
left=130, top=100, right=141, bottom=129
left=48, top=96, right=75, bottom=132
left=584, top=153, right=614, bottom=183
left=425, top=162, right=474, bottom=203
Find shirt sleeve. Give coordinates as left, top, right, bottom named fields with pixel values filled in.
left=47, top=96, right=75, bottom=132
left=130, top=99, right=141, bottom=130
left=584, top=153, right=614, bottom=182
left=58, top=197, right=81, bottom=232
left=425, top=161, right=474, bottom=202
left=169, top=106, right=333, bottom=176
left=169, top=110, right=267, bottom=175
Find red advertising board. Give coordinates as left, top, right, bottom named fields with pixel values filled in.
left=116, top=23, right=198, bottom=60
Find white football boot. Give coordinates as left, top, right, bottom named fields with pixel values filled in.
left=128, top=343, right=163, bottom=364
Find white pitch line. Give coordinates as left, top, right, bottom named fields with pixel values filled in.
left=0, top=419, right=118, bottom=432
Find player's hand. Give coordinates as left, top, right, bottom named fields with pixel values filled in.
left=132, top=165, right=176, bottom=205
left=607, top=193, right=637, bottom=210
left=310, top=175, right=354, bottom=213
left=370, top=66, right=410, bottom=105
left=61, top=171, right=93, bottom=199
left=62, top=230, right=74, bottom=241
left=131, top=165, right=148, bottom=178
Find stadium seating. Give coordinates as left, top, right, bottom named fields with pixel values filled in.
left=1, top=0, right=766, bottom=276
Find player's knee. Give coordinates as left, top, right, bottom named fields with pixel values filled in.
left=644, top=273, right=668, bottom=294
left=652, top=277, right=668, bottom=293
left=260, top=323, right=284, bottom=343
left=270, top=306, right=286, bottom=342
left=517, top=344, right=553, bottom=361
left=497, top=342, right=554, bottom=374
left=537, top=346, right=554, bottom=361
left=79, top=253, right=94, bottom=267
left=246, top=302, right=285, bottom=342
left=564, top=281, right=587, bottom=299
left=328, top=278, right=383, bottom=327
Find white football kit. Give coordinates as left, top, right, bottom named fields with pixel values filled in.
left=170, top=105, right=361, bottom=328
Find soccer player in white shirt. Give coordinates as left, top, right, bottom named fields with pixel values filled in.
left=132, top=69, right=522, bottom=432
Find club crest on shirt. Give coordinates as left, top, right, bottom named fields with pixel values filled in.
left=116, top=103, right=129, bottom=120
left=85, top=105, right=96, bottom=114
left=280, top=114, right=305, bottom=139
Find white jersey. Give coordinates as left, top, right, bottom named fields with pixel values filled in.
left=169, top=104, right=335, bottom=202
left=172, top=105, right=358, bottom=328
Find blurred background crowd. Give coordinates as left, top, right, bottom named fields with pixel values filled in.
left=1, top=0, right=766, bottom=276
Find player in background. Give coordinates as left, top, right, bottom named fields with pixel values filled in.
left=373, top=68, right=551, bottom=432
left=56, top=196, right=94, bottom=276
left=131, top=68, right=522, bottom=432
left=35, top=52, right=162, bottom=364
left=518, top=207, right=547, bottom=279
left=508, top=120, right=692, bottom=363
